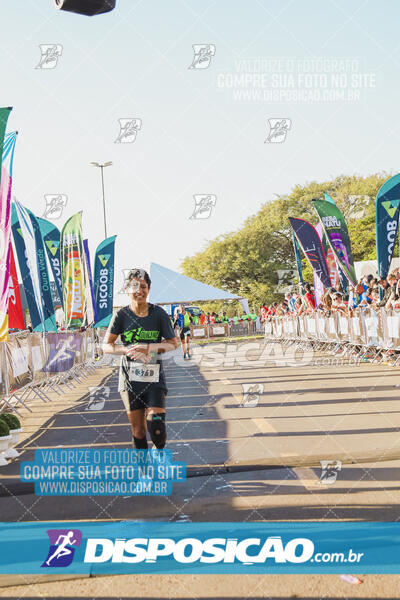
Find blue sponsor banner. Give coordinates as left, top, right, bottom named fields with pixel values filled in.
left=37, top=217, right=63, bottom=309
left=20, top=449, right=186, bottom=496
left=375, top=173, right=400, bottom=280
left=1, top=521, right=400, bottom=574
left=11, top=204, right=42, bottom=330
left=83, top=239, right=98, bottom=323
left=27, top=209, right=57, bottom=331
left=94, top=235, right=116, bottom=328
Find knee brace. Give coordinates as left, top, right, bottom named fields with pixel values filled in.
left=133, top=436, right=148, bottom=450
left=146, top=413, right=166, bottom=449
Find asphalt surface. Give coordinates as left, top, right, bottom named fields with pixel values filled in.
left=1, top=339, right=400, bottom=597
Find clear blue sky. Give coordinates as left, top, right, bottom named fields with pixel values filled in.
left=0, top=0, right=399, bottom=298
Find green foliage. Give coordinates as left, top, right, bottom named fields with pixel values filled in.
left=0, top=413, right=21, bottom=431
left=0, top=420, right=9, bottom=437
left=181, top=172, right=389, bottom=305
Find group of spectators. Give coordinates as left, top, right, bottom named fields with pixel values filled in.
left=171, top=308, right=259, bottom=326
left=259, top=268, right=400, bottom=320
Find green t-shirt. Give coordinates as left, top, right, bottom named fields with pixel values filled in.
left=109, top=304, right=175, bottom=393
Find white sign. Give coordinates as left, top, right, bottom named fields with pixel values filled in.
left=211, top=326, right=225, bottom=336
left=387, top=316, right=400, bottom=338
left=31, top=346, right=44, bottom=371
left=351, top=317, right=361, bottom=336
left=365, top=316, right=378, bottom=337
left=328, top=318, right=336, bottom=334
left=306, top=318, right=316, bottom=334
left=339, top=317, right=348, bottom=334
left=193, top=328, right=206, bottom=338
left=11, top=348, right=29, bottom=377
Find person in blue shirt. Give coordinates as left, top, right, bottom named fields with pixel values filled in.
left=173, top=305, right=193, bottom=359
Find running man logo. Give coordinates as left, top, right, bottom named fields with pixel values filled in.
left=381, top=199, right=400, bottom=219
left=265, top=118, right=291, bottom=143
left=123, top=328, right=143, bottom=344
left=36, top=45, right=63, bottom=70
left=189, top=195, right=217, bottom=220
left=98, top=254, right=111, bottom=268
left=319, top=460, right=342, bottom=485
left=241, top=383, right=264, bottom=407
left=41, top=529, right=82, bottom=568
left=43, top=195, right=68, bottom=219
left=86, top=386, right=110, bottom=411
left=45, top=240, right=60, bottom=257
left=115, top=118, right=142, bottom=143
left=188, top=44, right=216, bottom=69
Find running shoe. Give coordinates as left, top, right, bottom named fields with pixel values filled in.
left=187, top=352, right=191, bottom=359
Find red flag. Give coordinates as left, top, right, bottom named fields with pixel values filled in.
left=8, top=243, right=25, bottom=329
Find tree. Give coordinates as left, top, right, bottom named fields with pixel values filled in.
left=181, top=172, right=390, bottom=306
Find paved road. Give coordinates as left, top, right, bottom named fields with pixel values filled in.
left=1, top=340, right=400, bottom=597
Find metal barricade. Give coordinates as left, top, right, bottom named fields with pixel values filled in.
left=272, top=317, right=283, bottom=340
left=209, top=323, right=229, bottom=338
left=229, top=322, right=250, bottom=337
left=263, top=319, right=273, bottom=341
left=337, top=314, right=350, bottom=343
left=326, top=313, right=339, bottom=343
left=349, top=312, right=365, bottom=346
left=191, top=324, right=208, bottom=339
left=384, top=310, right=400, bottom=350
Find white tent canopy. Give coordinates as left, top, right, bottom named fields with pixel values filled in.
left=147, top=263, right=242, bottom=305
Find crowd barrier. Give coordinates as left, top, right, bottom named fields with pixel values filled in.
left=264, top=308, right=400, bottom=363
left=190, top=320, right=263, bottom=339
left=0, top=328, right=104, bottom=416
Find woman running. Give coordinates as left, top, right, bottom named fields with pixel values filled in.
left=103, top=269, right=178, bottom=449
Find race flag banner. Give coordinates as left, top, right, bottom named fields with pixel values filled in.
left=37, top=217, right=63, bottom=308
left=292, top=232, right=304, bottom=286
left=60, top=212, right=86, bottom=329
left=317, top=221, right=340, bottom=289
left=313, top=223, right=325, bottom=306
left=375, top=173, right=400, bottom=280
left=11, top=204, right=42, bottom=330
left=0, top=128, right=17, bottom=341
left=288, top=217, right=331, bottom=289
left=8, top=242, right=25, bottom=330
left=94, top=235, right=116, bottom=328
left=83, top=239, right=98, bottom=325
left=14, top=200, right=47, bottom=331
left=312, top=199, right=357, bottom=286
left=26, top=209, right=56, bottom=331
left=1, top=521, right=400, bottom=574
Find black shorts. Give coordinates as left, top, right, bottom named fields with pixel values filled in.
left=121, top=387, right=166, bottom=412
left=179, top=327, right=190, bottom=340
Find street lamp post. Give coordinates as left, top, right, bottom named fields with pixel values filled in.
left=91, top=161, right=113, bottom=239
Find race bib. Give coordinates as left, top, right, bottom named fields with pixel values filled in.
left=128, top=363, right=160, bottom=383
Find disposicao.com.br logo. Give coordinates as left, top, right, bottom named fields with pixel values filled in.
left=84, top=535, right=313, bottom=564
left=41, top=533, right=363, bottom=567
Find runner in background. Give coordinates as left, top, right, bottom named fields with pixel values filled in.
left=103, top=269, right=178, bottom=450
left=174, top=304, right=193, bottom=360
